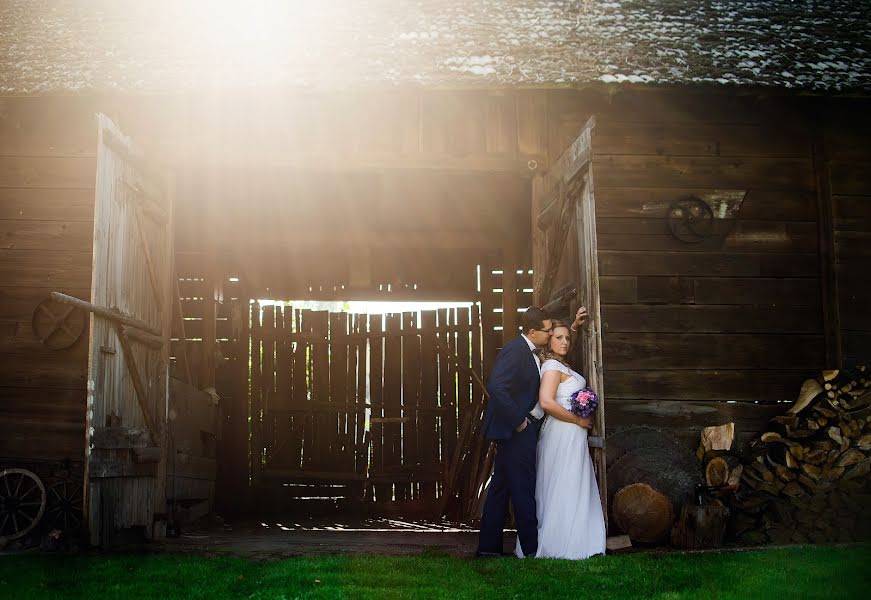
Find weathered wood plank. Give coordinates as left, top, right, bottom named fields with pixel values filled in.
left=601, top=304, right=822, bottom=334
left=604, top=333, right=825, bottom=370
left=829, top=160, right=871, bottom=196
left=0, top=188, right=95, bottom=221
left=0, top=96, right=97, bottom=157
left=605, top=398, right=787, bottom=451
left=0, top=350, right=87, bottom=388
left=593, top=121, right=812, bottom=158
left=594, top=188, right=816, bottom=221
left=691, top=277, right=821, bottom=306
left=0, top=156, right=96, bottom=189
left=0, top=249, right=92, bottom=288
left=606, top=370, right=812, bottom=403
left=596, top=220, right=817, bottom=253
left=634, top=276, right=695, bottom=304
left=369, top=313, right=387, bottom=500
left=383, top=313, right=403, bottom=499
left=0, top=218, right=93, bottom=252
left=0, top=419, right=83, bottom=460
left=599, top=276, right=637, bottom=304
left=594, top=155, right=815, bottom=190
left=598, top=251, right=818, bottom=278
left=516, top=90, right=548, bottom=159
left=402, top=311, right=421, bottom=499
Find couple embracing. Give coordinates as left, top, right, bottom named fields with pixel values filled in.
left=477, top=306, right=606, bottom=560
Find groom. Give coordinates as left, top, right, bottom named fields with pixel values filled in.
left=477, top=306, right=552, bottom=557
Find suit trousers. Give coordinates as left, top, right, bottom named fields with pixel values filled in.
left=477, top=421, right=539, bottom=556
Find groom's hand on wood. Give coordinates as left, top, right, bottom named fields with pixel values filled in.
left=515, top=418, right=529, bottom=433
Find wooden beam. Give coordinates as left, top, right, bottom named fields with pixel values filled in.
left=51, top=292, right=163, bottom=338
left=156, top=144, right=537, bottom=175
left=113, top=323, right=159, bottom=443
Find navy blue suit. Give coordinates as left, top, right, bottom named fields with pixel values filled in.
left=478, top=335, right=541, bottom=557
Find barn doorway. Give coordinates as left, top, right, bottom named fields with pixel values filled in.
left=248, top=300, right=482, bottom=514
left=167, top=164, right=533, bottom=525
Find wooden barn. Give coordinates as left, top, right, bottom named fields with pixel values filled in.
left=1, top=1, right=869, bottom=547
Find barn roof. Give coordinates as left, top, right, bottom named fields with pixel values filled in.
left=1, top=0, right=870, bottom=94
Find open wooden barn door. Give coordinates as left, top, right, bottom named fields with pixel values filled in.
left=532, top=116, right=608, bottom=527
left=80, top=114, right=175, bottom=546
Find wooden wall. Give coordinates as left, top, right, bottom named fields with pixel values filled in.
left=546, top=88, right=870, bottom=448
left=1, top=87, right=867, bottom=468
left=0, top=97, right=96, bottom=462
left=825, top=98, right=871, bottom=365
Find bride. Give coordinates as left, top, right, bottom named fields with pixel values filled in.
left=516, top=318, right=607, bottom=560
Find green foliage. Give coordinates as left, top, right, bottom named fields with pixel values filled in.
left=1, top=545, right=869, bottom=599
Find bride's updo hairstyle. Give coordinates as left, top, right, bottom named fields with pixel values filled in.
left=539, top=319, right=571, bottom=366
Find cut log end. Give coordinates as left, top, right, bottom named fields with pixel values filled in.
left=613, top=483, right=675, bottom=544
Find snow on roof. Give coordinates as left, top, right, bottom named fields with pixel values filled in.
left=1, top=0, right=869, bottom=94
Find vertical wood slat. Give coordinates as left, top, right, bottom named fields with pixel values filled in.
left=329, top=312, right=348, bottom=470
left=310, top=310, right=330, bottom=471
left=261, top=305, right=276, bottom=467
left=439, top=308, right=458, bottom=480
left=455, top=306, right=473, bottom=508
left=369, top=313, right=388, bottom=501
left=292, top=308, right=311, bottom=469
left=355, top=315, right=369, bottom=481
left=249, top=302, right=262, bottom=486
left=402, top=311, right=421, bottom=499
left=346, top=313, right=359, bottom=476
left=419, top=310, right=438, bottom=500
left=576, top=168, right=609, bottom=531
left=384, top=313, right=403, bottom=500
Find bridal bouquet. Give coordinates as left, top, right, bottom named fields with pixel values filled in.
left=568, top=386, right=599, bottom=419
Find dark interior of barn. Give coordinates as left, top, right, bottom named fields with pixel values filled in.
left=167, top=165, right=535, bottom=527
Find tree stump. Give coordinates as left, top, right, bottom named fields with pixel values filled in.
left=671, top=502, right=729, bottom=549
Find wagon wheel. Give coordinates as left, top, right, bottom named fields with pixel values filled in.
left=32, top=297, right=86, bottom=350
left=44, top=479, right=84, bottom=531
left=0, top=468, right=47, bottom=541
left=668, top=197, right=714, bottom=243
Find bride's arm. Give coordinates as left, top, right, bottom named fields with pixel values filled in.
left=539, top=370, right=592, bottom=428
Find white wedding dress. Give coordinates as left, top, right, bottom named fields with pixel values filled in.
left=516, top=359, right=607, bottom=560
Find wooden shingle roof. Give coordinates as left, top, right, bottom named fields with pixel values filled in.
left=1, top=0, right=869, bottom=94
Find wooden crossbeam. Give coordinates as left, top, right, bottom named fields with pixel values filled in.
left=113, top=323, right=159, bottom=444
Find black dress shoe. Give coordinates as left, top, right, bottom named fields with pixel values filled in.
left=474, top=550, right=502, bottom=558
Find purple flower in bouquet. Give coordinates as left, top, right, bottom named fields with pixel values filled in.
left=569, top=386, right=599, bottom=419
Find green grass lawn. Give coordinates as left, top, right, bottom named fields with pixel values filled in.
left=1, top=545, right=869, bottom=599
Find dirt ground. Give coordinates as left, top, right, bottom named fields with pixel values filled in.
left=155, top=516, right=514, bottom=559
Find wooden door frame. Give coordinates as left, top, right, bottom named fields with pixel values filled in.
left=80, top=114, right=174, bottom=546
left=531, top=116, right=608, bottom=528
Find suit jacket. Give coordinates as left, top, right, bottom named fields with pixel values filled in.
left=482, top=335, right=541, bottom=441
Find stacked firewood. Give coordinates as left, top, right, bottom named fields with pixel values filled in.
left=729, top=366, right=871, bottom=545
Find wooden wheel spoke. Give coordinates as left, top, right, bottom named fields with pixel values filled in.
left=38, top=302, right=60, bottom=322
left=0, top=513, right=9, bottom=534
left=19, top=483, right=40, bottom=500
left=13, top=473, right=24, bottom=496
left=11, top=511, right=19, bottom=533
left=2, top=475, right=11, bottom=496
left=16, top=509, right=35, bottom=524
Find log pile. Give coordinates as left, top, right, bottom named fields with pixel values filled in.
left=728, top=366, right=871, bottom=545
